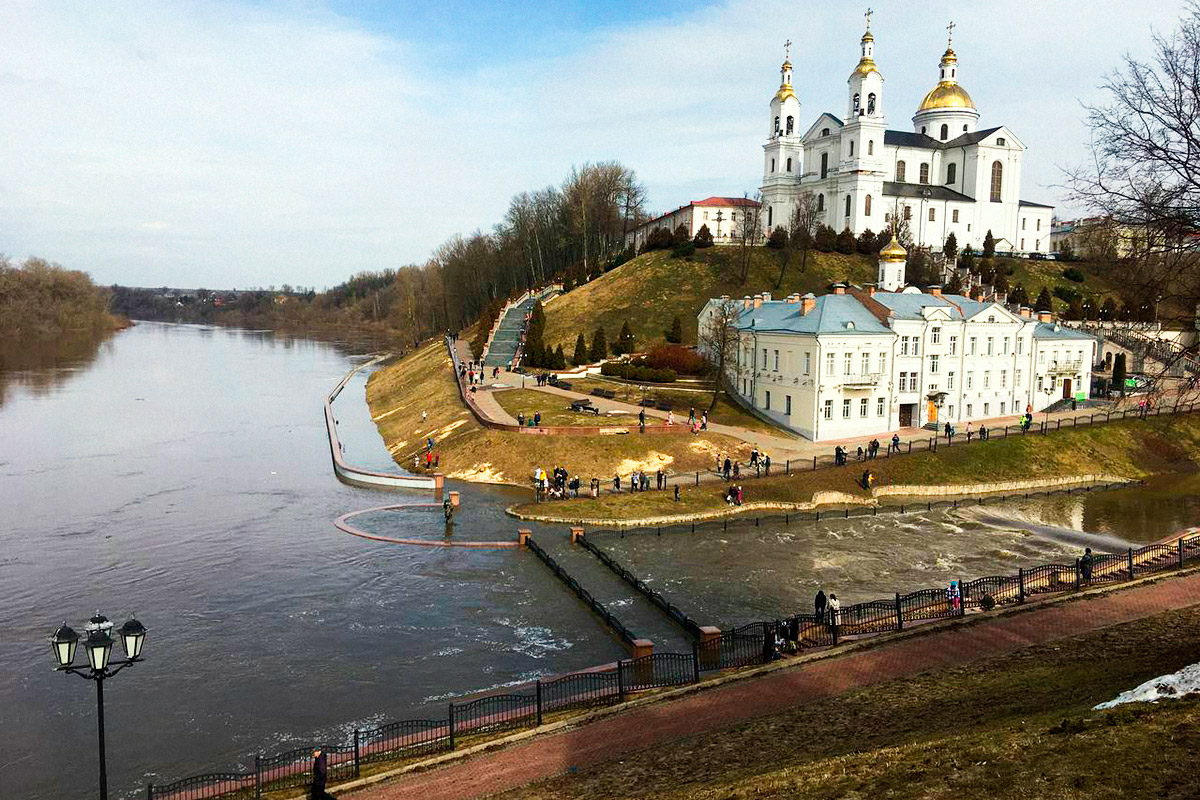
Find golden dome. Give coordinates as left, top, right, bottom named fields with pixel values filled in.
left=851, top=56, right=879, bottom=77
left=940, top=46, right=957, bottom=65
left=879, top=235, right=907, bottom=262
left=917, top=81, right=975, bottom=111
left=861, top=30, right=874, bottom=43
left=775, top=83, right=796, bottom=103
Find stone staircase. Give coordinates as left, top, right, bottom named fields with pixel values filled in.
left=1069, top=322, right=1200, bottom=378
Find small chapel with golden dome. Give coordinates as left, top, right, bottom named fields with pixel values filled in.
left=760, top=14, right=1054, bottom=255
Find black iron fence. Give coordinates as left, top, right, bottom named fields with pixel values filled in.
left=149, top=524, right=1200, bottom=800
left=524, top=535, right=639, bottom=647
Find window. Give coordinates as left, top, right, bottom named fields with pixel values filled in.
left=849, top=140, right=854, bottom=156
left=996, top=137, right=1006, bottom=146
left=845, top=195, right=852, bottom=217
left=868, top=139, right=874, bottom=155
left=929, top=207, right=936, bottom=222
left=987, top=336, right=994, bottom=356
left=861, top=352, right=870, bottom=374
left=983, top=402, right=990, bottom=415
left=824, top=399, right=833, bottom=419
left=844, top=352, right=852, bottom=374
left=821, top=152, right=829, bottom=178
left=761, top=348, right=767, bottom=369
left=1017, top=338, right=1024, bottom=355
left=786, top=395, right=792, bottom=414
left=930, top=354, right=940, bottom=373
left=969, top=337, right=977, bottom=355
left=1020, top=238, right=1025, bottom=250
left=1036, top=239, right=1040, bottom=249
left=1036, top=219, right=1041, bottom=231
left=827, top=352, right=835, bottom=374
left=867, top=93, right=876, bottom=113
left=1039, top=350, right=1045, bottom=363
left=843, top=399, right=852, bottom=418
left=1001, top=401, right=1006, bottom=415
left=899, top=371, right=908, bottom=391
left=952, top=209, right=959, bottom=223
left=948, top=404, right=954, bottom=417
left=804, top=352, right=811, bottom=375
left=864, top=194, right=872, bottom=216
left=896, top=160, right=906, bottom=182
left=946, top=163, right=957, bottom=184
left=919, top=163, right=930, bottom=184
left=900, top=336, right=909, bottom=356
left=704, top=211, right=709, bottom=220
left=984, top=371, right=991, bottom=388
left=947, top=371, right=955, bottom=390
left=773, top=349, right=779, bottom=371
left=1003, top=337, right=1009, bottom=355
left=767, top=206, right=772, bottom=227
left=770, top=159, right=775, bottom=173
left=765, top=391, right=771, bottom=410
left=817, top=193, right=825, bottom=211
left=878, top=352, right=887, bottom=374
left=967, top=403, right=973, bottom=417
left=853, top=93, right=860, bottom=112
left=860, top=398, right=869, bottom=417
left=786, top=157, right=792, bottom=172
left=1000, top=369, right=1007, bottom=388
left=940, top=123, right=948, bottom=140
left=921, top=126, right=927, bottom=134
left=990, top=160, right=1003, bottom=202
left=821, top=127, right=830, bottom=137
left=774, top=115, right=780, bottom=132
left=932, top=327, right=941, bottom=344
left=966, top=371, right=974, bottom=389
left=912, top=338, right=920, bottom=356
left=786, top=115, right=794, bottom=134
left=949, top=336, right=957, bottom=355
left=1015, top=369, right=1022, bottom=386
left=904, top=205, right=912, bottom=220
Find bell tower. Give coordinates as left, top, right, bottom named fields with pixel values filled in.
left=761, top=39, right=804, bottom=232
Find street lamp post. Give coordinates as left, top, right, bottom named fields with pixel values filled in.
left=1043, top=386, right=1055, bottom=426
left=51, top=612, right=147, bottom=800
left=918, top=188, right=932, bottom=247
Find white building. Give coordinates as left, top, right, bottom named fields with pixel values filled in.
left=624, top=196, right=762, bottom=251
left=760, top=20, right=1054, bottom=254
left=699, top=240, right=1096, bottom=441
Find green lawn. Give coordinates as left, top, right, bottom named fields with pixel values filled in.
left=493, top=389, right=640, bottom=427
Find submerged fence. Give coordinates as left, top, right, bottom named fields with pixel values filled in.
left=149, top=518, right=1200, bottom=800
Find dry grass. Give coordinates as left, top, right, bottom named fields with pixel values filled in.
left=543, top=248, right=874, bottom=354
left=511, top=415, right=1200, bottom=520
left=495, top=603, right=1200, bottom=800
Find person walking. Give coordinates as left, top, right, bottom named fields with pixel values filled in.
left=891, top=433, right=900, bottom=454
left=1080, top=547, right=1094, bottom=585
left=944, top=421, right=952, bottom=441
left=639, top=408, right=646, bottom=431
left=965, top=421, right=973, bottom=441
left=674, top=484, right=680, bottom=502
left=689, top=406, right=696, bottom=426
left=723, top=457, right=732, bottom=480
left=979, top=424, right=989, bottom=441
left=667, top=410, right=675, bottom=426
left=733, top=461, right=740, bottom=479
left=310, top=749, right=336, bottom=800
left=701, top=411, right=708, bottom=431
left=764, top=453, right=771, bottom=475
left=828, top=593, right=841, bottom=630
left=814, top=589, right=827, bottom=623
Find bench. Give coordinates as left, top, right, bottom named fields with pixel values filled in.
left=655, top=401, right=673, bottom=412
left=600, top=389, right=617, bottom=400
left=557, top=380, right=572, bottom=391
left=591, top=388, right=606, bottom=398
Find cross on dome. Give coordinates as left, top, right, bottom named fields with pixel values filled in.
left=946, top=20, right=955, bottom=46
left=864, top=7, right=872, bottom=31
left=784, top=38, right=792, bottom=61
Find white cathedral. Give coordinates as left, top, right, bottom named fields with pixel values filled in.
left=760, top=19, right=1054, bottom=255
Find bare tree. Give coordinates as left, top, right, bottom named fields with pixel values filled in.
left=784, top=191, right=820, bottom=286
left=735, top=192, right=764, bottom=284
left=698, top=297, right=744, bottom=414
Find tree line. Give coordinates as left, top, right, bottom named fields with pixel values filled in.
left=0, top=256, right=123, bottom=340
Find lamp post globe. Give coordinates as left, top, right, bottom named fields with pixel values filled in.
left=119, top=618, right=147, bottom=660
left=51, top=623, right=79, bottom=668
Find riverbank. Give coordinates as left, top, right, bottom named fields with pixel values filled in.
left=507, top=415, right=1200, bottom=524
left=366, top=342, right=752, bottom=486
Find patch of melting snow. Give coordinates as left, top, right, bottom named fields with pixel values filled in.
left=1095, top=661, right=1200, bottom=709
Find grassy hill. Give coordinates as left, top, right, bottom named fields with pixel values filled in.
left=542, top=247, right=874, bottom=353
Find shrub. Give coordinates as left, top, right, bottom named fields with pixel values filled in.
left=638, top=344, right=706, bottom=375
left=943, top=231, right=959, bottom=259
left=665, top=315, right=683, bottom=344
left=1053, top=285, right=1082, bottom=304
left=693, top=224, right=715, bottom=248
left=814, top=224, right=837, bottom=252
left=673, top=224, right=691, bottom=247
left=982, top=230, right=996, bottom=259
left=599, top=361, right=677, bottom=383
left=551, top=344, right=567, bottom=370
left=612, top=320, right=636, bottom=356
left=836, top=227, right=856, bottom=254
left=1062, top=266, right=1086, bottom=283
left=641, top=227, right=672, bottom=253
left=672, top=241, right=696, bottom=259
left=1035, top=287, right=1054, bottom=311
left=766, top=227, right=788, bottom=249
left=979, top=595, right=996, bottom=612
left=856, top=228, right=876, bottom=254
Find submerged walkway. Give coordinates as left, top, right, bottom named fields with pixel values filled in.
left=346, top=569, right=1200, bottom=800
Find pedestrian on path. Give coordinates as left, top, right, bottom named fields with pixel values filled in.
left=701, top=411, right=708, bottom=431
left=944, top=421, right=952, bottom=441
left=689, top=407, right=695, bottom=426
left=869, top=438, right=880, bottom=459
left=310, top=749, right=336, bottom=800
left=856, top=445, right=864, bottom=462
left=1081, top=547, right=1094, bottom=585
left=733, top=461, right=740, bottom=479
left=656, top=469, right=664, bottom=490
left=814, top=589, right=827, bottom=623
left=980, top=424, right=989, bottom=441
left=764, top=454, right=771, bottom=475
left=966, top=421, right=973, bottom=441
left=613, top=474, right=620, bottom=493
left=667, top=410, right=674, bottom=426
left=674, top=484, right=680, bottom=502
left=828, top=594, right=841, bottom=629
left=639, top=408, right=646, bottom=431
left=723, top=457, right=732, bottom=481
left=891, top=433, right=900, bottom=454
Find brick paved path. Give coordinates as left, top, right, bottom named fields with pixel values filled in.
left=347, top=572, right=1200, bottom=800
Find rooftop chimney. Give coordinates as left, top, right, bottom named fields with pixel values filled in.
left=927, top=285, right=942, bottom=297
left=786, top=293, right=801, bottom=304
left=742, top=296, right=752, bottom=310
left=801, top=293, right=817, bottom=316
left=1018, top=306, right=1032, bottom=319
left=753, top=294, right=764, bottom=309
left=833, top=283, right=846, bottom=295
left=761, top=292, right=772, bottom=302
left=868, top=285, right=876, bottom=297
left=1037, top=311, right=1053, bottom=323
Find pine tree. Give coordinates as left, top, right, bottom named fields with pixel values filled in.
left=856, top=228, right=876, bottom=254
left=572, top=332, right=588, bottom=365
left=1035, top=286, right=1054, bottom=311
left=666, top=315, right=683, bottom=344
left=553, top=344, right=567, bottom=369
left=836, top=227, right=856, bottom=254
left=982, top=230, right=996, bottom=259
left=766, top=227, right=788, bottom=249
left=943, top=232, right=959, bottom=259
left=1067, top=297, right=1084, bottom=319
left=814, top=224, right=838, bottom=252
left=614, top=320, right=635, bottom=355
left=946, top=271, right=964, bottom=295
left=1101, top=296, right=1117, bottom=320
left=673, top=224, right=691, bottom=246
left=993, top=272, right=1009, bottom=293
left=589, top=327, right=607, bottom=361
left=693, top=224, right=715, bottom=248
left=1008, top=283, right=1029, bottom=306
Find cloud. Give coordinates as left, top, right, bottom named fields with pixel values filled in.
left=0, top=0, right=1188, bottom=288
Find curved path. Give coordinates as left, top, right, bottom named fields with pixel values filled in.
left=335, top=503, right=521, bottom=549
left=344, top=568, right=1200, bottom=800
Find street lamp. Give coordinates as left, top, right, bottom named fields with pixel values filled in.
left=918, top=188, right=932, bottom=246
left=1043, top=385, right=1055, bottom=426
left=51, top=612, right=147, bottom=800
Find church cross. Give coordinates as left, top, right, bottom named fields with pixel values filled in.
left=864, top=8, right=872, bottom=31
left=784, top=39, right=791, bottom=61
left=947, top=20, right=955, bottom=46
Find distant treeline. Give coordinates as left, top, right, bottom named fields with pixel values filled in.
left=0, top=256, right=124, bottom=340
left=111, top=161, right=649, bottom=346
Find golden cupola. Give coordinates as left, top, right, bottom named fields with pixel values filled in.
left=775, top=60, right=797, bottom=103
left=917, top=46, right=975, bottom=111
left=879, top=234, right=907, bottom=262
left=913, top=23, right=980, bottom=135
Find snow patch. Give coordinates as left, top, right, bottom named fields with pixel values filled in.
left=1095, top=661, right=1200, bottom=709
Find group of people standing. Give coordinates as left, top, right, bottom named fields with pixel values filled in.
left=533, top=465, right=581, bottom=500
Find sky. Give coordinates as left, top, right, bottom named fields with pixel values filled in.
left=0, top=0, right=1188, bottom=289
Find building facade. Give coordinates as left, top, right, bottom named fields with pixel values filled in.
left=624, top=196, right=761, bottom=251
left=759, top=21, right=1054, bottom=255
left=699, top=243, right=1096, bottom=441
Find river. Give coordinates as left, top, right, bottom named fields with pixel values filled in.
left=1, top=322, right=1195, bottom=799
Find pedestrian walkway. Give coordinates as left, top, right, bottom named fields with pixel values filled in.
left=481, top=297, right=535, bottom=369
left=346, top=570, right=1200, bottom=800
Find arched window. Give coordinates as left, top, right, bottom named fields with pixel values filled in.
left=820, top=152, right=829, bottom=178
left=903, top=205, right=912, bottom=220
left=921, top=126, right=927, bottom=135
left=817, top=193, right=825, bottom=211
left=845, top=195, right=852, bottom=217
left=865, top=194, right=872, bottom=216
left=896, top=160, right=906, bottom=182
left=867, top=93, right=876, bottom=114
left=853, top=93, right=860, bottom=113
left=767, top=206, right=773, bottom=227
left=821, top=127, right=830, bottom=137
left=786, top=157, right=792, bottom=172
left=990, top=161, right=1003, bottom=202
left=849, top=141, right=854, bottom=156
left=940, top=123, right=948, bottom=140
left=774, top=115, right=780, bottom=133
left=919, top=163, right=930, bottom=184
left=946, top=163, right=957, bottom=184
left=962, top=124, right=968, bottom=132
left=786, top=115, right=794, bottom=134
left=868, top=140, right=874, bottom=156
